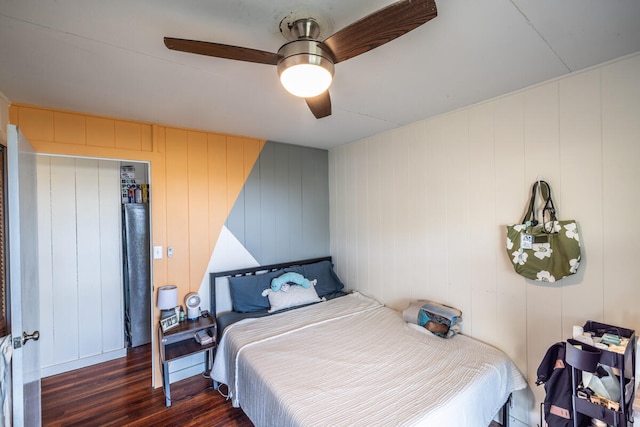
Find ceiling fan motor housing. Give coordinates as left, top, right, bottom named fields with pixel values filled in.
left=277, top=40, right=335, bottom=75
left=288, top=18, right=322, bottom=40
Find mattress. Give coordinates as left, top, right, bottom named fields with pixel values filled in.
left=212, top=292, right=526, bottom=427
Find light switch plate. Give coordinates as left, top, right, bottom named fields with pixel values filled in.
left=153, top=246, right=163, bottom=259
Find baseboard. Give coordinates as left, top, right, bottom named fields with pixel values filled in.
left=41, top=348, right=127, bottom=377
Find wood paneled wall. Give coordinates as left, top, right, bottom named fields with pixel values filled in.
left=328, top=53, right=640, bottom=426
left=9, top=104, right=265, bottom=386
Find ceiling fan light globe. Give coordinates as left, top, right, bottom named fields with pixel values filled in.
left=280, top=63, right=332, bottom=98
left=277, top=39, right=334, bottom=98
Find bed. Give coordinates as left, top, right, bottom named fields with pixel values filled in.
left=210, top=257, right=526, bottom=427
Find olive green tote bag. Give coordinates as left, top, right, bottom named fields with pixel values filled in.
left=506, top=181, right=581, bottom=282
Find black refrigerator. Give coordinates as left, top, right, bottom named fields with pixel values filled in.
left=122, top=203, right=151, bottom=347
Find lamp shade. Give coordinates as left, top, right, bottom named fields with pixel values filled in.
left=279, top=63, right=332, bottom=98
left=157, top=285, right=178, bottom=310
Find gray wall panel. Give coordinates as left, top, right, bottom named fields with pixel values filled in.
left=302, top=147, right=330, bottom=257
left=287, top=146, right=303, bottom=257
left=274, top=143, right=290, bottom=259
left=259, top=142, right=277, bottom=261
left=226, top=141, right=329, bottom=265
left=243, top=150, right=262, bottom=261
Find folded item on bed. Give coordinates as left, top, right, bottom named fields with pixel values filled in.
left=403, top=300, right=462, bottom=338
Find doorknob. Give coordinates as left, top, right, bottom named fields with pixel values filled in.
left=22, top=330, right=40, bottom=345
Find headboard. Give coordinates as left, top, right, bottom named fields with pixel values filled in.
left=209, top=256, right=332, bottom=317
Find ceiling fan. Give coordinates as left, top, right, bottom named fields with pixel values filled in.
left=164, top=0, right=437, bottom=119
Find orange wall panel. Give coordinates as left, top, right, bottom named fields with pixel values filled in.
left=115, top=121, right=143, bottom=151
left=15, top=106, right=54, bottom=142
left=54, top=111, right=86, bottom=145
left=141, top=126, right=152, bottom=152
left=86, top=117, right=115, bottom=148
left=187, top=131, right=210, bottom=293
left=208, top=133, right=228, bottom=254
left=151, top=125, right=167, bottom=290
left=164, top=128, right=190, bottom=298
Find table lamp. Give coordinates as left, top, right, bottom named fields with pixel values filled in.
left=157, top=285, right=178, bottom=319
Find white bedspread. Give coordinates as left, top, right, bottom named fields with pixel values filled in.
left=212, top=292, right=526, bottom=427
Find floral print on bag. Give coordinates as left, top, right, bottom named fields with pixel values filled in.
left=536, top=270, right=556, bottom=282
left=512, top=249, right=528, bottom=265
left=505, top=220, right=581, bottom=282
left=533, top=243, right=553, bottom=260
left=564, top=223, right=580, bottom=242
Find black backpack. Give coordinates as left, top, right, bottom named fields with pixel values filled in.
left=536, top=342, right=588, bottom=427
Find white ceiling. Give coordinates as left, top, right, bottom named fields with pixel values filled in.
left=1, top=0, right=639, bottom=149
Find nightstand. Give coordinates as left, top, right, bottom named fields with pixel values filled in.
left=158, top=315, right=217, bottom=407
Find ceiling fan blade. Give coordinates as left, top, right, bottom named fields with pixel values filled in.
left=164, top=37, right=281, bottom=65
left=323, top=0, right=437, bottom=64
left=305, top=91, right=332, bottom=119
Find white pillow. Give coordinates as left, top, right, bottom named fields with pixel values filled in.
left=262, top=280, right=323, bottom=313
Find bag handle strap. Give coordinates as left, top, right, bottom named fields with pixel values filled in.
left=521, top=181, right=541, bottom=226
left=521, top=180, right=558, bottom=233
left=540, top=181, right=558, bottom=232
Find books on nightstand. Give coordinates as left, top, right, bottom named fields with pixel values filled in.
left=194, top=329, right=214, bottom=345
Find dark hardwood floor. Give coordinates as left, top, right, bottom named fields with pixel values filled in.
left=41, top=344, right=252, bottom=427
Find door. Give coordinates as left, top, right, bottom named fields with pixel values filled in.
left=7, top=125, right=41, bottom=426
left=36, top=157, right=125, bottom=377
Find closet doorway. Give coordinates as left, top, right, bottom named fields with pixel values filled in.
left=120, top=161, right=151, bottom=348
left=36, top=155, right=152, bottom=377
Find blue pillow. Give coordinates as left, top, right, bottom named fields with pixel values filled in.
left=228, top=269, right=283, bottom=313
left=301, top=261, right=345, bottom=297
left=284, top=265, right=304, bottom=275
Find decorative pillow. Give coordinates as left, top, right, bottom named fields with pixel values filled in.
left=271, top=272, right=311, bottom=291
left=261, top=280, right=323, bottom=313
left=403, top=300, right=462, bottom=338
left=299, top=260, right=345, bottom=298
left=228, top=269, right=284, bottom=313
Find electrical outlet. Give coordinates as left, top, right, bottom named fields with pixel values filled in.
left=153, top=246, right=163, bottom=259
